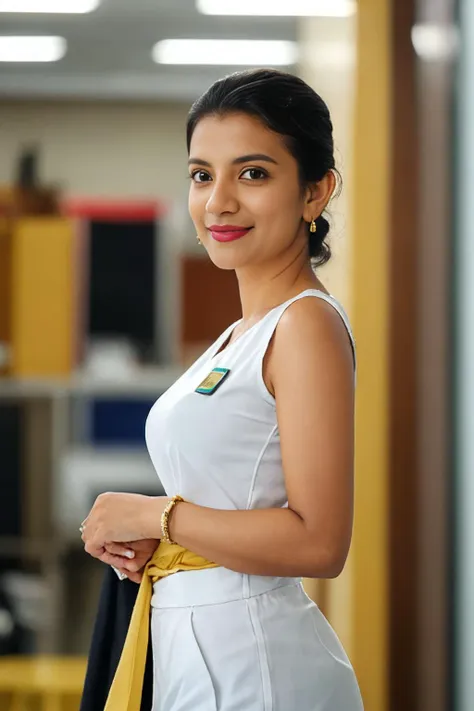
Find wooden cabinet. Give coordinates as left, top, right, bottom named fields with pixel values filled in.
left=0, top=187, right=74, bottom=377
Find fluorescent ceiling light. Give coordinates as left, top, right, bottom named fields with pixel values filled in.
left=0, top=0, right=100, bottom=12
left=0, top=36, right=67, bottom=62
left=196, top=0, right=356, bottom=17
left=153, top=39, right=298, bottom=66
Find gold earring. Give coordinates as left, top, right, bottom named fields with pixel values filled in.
left=309, top=219, right=317, bottom=233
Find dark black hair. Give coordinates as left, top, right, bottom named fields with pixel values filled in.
left=186, top=68, right=339, bottom=267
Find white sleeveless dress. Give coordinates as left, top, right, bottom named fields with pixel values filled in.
left=145, top=289, right=364, bottom=711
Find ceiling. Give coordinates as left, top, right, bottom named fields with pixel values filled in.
left=0, top=0, right=297, bottom=101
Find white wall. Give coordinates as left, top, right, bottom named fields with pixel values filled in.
left=455, top=2, right=474, bottom=710
left=0, top=101, right=191, bottom=201
left=298, top=15, right=357, bottom=655
left=298, top=17, right=356, bottom=314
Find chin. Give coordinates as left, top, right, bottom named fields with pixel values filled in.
left=205, top=244, right=249, bottom=271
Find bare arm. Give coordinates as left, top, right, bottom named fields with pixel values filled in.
left=139, top=298, right=355, bottom=579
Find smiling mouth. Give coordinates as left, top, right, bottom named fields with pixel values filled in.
left=208, top=226, right=253, bottom=243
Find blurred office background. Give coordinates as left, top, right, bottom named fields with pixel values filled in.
left=0, top=0, right=472, bottom=710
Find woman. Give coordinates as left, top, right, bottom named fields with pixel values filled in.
left=81, top=68, right=364, bottom=710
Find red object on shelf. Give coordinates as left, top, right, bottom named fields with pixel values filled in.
left=64, top=197, right=168, bottom=222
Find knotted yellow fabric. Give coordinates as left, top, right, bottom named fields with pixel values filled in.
left=104, top=541, right=219, bottom=711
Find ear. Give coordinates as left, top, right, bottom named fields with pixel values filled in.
left=302, top=171, right=337, bottom=224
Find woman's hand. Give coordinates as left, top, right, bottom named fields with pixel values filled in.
left=100, top=539, right=160, bottom=584
left=81, top=492, right=171, bottom=558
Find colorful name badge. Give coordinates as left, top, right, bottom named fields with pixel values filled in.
left=195, top=367, right=231, bottom=395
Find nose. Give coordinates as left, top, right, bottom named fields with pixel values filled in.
left=205, top=178, right=239, bottom=216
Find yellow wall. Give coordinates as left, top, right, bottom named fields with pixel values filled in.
left=351, top=0, right=391, bottom=709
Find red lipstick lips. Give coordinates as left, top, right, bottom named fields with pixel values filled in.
left=208, top=224, right=252, bottom=243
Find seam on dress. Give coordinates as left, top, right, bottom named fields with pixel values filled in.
left=151, top=581, right=301, bottom=610
left=244, top=425, right=278, bottom=599
left=242, top=572, right=250, bottom=600
left=309, top=605, right=353, bottom=670
left=245, top=599, right=274, bottom=711
left=246, top=424, right=279, bottom=511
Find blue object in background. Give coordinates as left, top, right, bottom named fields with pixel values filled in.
left=90, top=398, right=157, bottom=447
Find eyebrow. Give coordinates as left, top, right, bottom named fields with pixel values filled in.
left=187, top=153, right=279, bottom=167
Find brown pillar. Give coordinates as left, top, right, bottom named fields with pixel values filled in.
left=388, top=1, right=454, bottom=710
left=389, top=1, right=420, bottom=710
left=414, top=1, right=454, bottom=710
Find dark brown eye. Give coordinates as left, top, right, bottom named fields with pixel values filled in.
left=192, top=170, right=212, bottom=183
left=241, top=168, right=267, bottom=180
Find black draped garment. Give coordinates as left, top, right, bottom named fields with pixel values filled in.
left=79, top=566, right=153, bottom=711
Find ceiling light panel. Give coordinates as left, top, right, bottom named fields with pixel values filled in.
left=0, top=36, right=67, bottom=62
left=0, top=0, right=100, bottom=13
left=153, top=39, right=299, bottom=66
left=196, top=0, right=356, bottom=17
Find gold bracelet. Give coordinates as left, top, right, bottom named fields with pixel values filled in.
left=160, top=495, right=184, bottom=544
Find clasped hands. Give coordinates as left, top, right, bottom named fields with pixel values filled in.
left=80, top=491, right=172, bottom=584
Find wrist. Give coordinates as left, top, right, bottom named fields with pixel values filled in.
left=167, top=497, right=188, bottom=545
left=142, top=496, right=171, bottom=539
left=161, top=495, right=185, bottom=544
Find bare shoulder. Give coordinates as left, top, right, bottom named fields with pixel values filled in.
left=265, top=295, right=354, bottom=396
left=274, top=295, right=353, bottom=368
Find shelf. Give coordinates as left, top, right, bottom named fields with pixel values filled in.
left=0, top=365, right=183, bottom=399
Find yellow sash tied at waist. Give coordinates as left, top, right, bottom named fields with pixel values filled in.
left=104, top=541, right=219, bottom=711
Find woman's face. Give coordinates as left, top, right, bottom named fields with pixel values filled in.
left=188, top=112, right=311, bottom=271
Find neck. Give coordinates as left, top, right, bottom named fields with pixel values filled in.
left=235, top=252, right=323, bottom=322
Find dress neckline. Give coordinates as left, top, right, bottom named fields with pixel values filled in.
left=210, top=288, right=334, bottom=360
